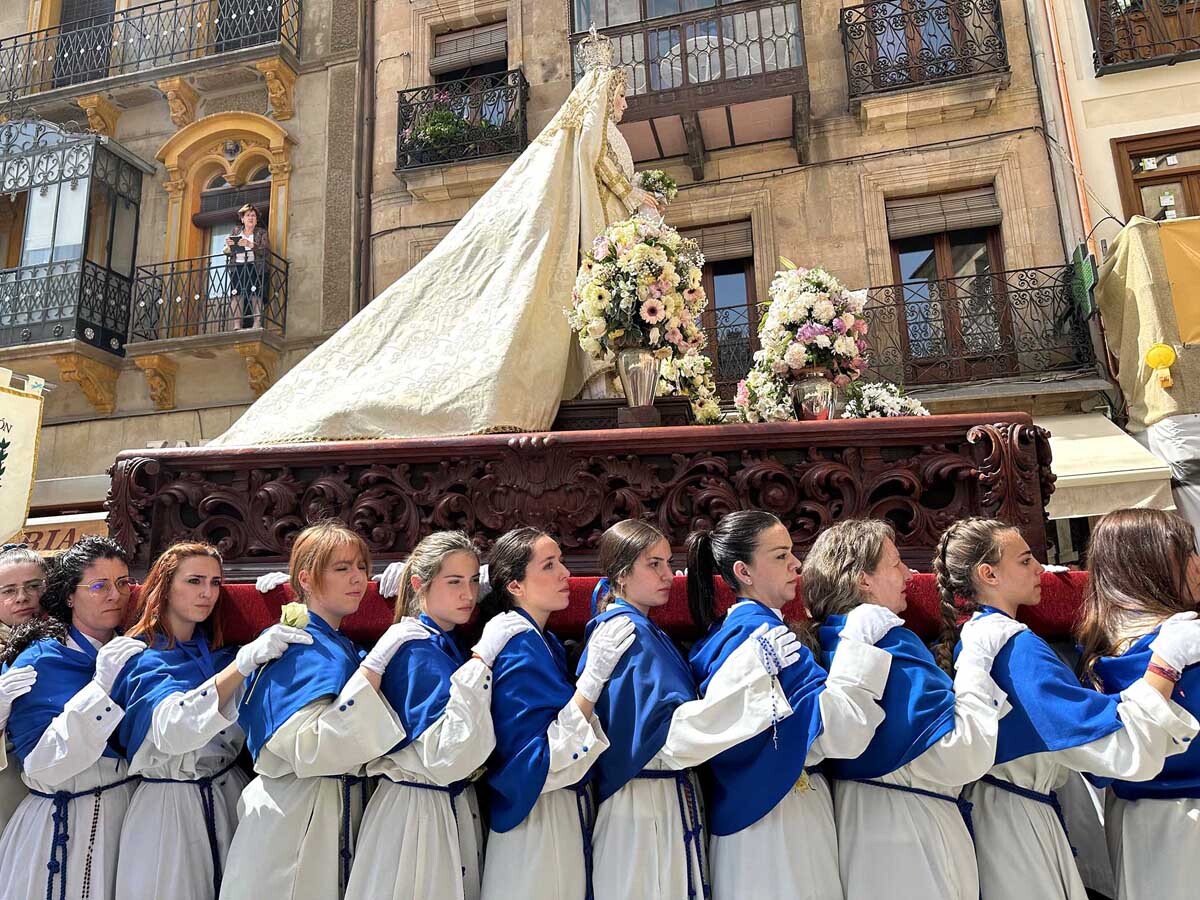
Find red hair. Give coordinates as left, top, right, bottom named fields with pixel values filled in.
left=127, top=542, right=225, bottom=649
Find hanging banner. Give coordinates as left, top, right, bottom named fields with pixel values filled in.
left=0, top=370, right=45, bottom=545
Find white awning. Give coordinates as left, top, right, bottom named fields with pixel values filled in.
left=1037, top=413, right=1175, bottom=520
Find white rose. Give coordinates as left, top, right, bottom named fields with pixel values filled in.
left=587, top=318, right=607, bottom=338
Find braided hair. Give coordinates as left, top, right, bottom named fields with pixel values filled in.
left=931, top=518, right=1012, bottom=673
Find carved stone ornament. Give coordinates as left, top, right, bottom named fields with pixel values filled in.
left=106, top=414, right=1056, bottom=572
left=76, top=94, right=121, bottom=137
left=133, top=354, right=178, bottom=411
left=156, top=78, right=200, bottom=129
left=55, top=352, right=120, bottom=415
left=234, top=341, right=279, bottom=397
left=254, top=58, right=297, bottom=122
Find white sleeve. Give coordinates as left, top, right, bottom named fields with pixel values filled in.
left=412, top=659, right=497, bottom=786
left=542, top=699, right=610, bottom=793
left=805, top=638, right=892, bottom=765
left=657, top=637, right=792, bottom=770
left=145, top=676, right=239, bottom=758
left=22, top=681, right=124, bottom=785
left=258, top=672, right=406, bottom=778
left=905, top=664, right=1008, bottom=785
left=1055, top=677, right=1199, bottom=780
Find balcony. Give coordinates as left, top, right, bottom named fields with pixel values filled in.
left=840, top=0, right=1008, bottom=99
left=0, top=260, right=132, bottom=353
left=129, top=251, right=288, bottom=342
left=860, top=263, right=1095, bottom=387
left=1091, top=0, right=1200, bottom=74
left=395, top=69, right=529, bottom=173
left=0, top=0, right=300, bottom=102
left=571, top=0, right=811, bottom=174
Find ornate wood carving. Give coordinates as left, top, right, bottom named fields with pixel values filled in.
left=108, top=415, right=1054, bottom=573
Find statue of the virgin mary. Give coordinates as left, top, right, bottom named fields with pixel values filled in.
left=212, top=29, right=657, bottom=446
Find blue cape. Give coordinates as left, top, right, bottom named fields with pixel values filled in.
left=957, top=607, right=1123, bottom=765
left=484, top=607, right=579, bottom=832
left=689, top=600, right=826, bottom=834
left=110, top=632, right=237, bottom=760
left=380, top=614, right=467, bottom=753
left=820, top=615, right=956, bottom=780
left=578, top=600, right=697, bottom=803
left=239, top=611, right=364, bottom=760
left=7, top=628, right=121, bottom=763
left=1094, top=630, right=1200, bottom=801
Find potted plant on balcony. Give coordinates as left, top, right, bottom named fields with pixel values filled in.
left=404, top=106, right=469, bottom=165
left=734, top=259, right=870, bottom=422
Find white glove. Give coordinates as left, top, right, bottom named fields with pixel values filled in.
left=840, top=603, right=904, bottom=646
left=362, top=619, right=431, bottom=675
left=93, top=636, right=146, bottom=694
left=1149, top=612, right=1200, bottom=671
left=751, top=623, right=801, bottom=676
left=0, top=666, right=37, bottom=722
left=236, top=624, right=314, bottom=677
left=255, top=571, right=290, bottom=594
left=957, top=611, right=1027, bottom=673
left=472, top=611, right=535, bottom=667
left=577, top=616, right=637, bottom=703
left=373, top=561, right=407, bottom=599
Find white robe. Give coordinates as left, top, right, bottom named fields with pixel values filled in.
left=480, top=696, right=610, bottom=900
left=0, top=636, right=134, bottom=900
left=967, top=678, right=1199, bottom=900
left=218, top=671, right=405, bottom=900
left=591, top=637, right=790, bottom=900
left=115, top=675, right=250, bottom=900
left=346, top=659, right=495, bottom=900
left=708, top=637, right=893, bottom=900
left=0, top=739, right=27, bottom=830
left=1105, top=784, right=1200, bottom=899
left=834, top=664, right=1008, bottom=900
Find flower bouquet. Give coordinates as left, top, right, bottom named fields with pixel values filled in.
left=735, top=260, right=869, bottom=422
left=840, top=380, right=929, bottom=418
left=635, top=170, right=678, bottom=206
left=659, top=353, right=722, bottom=424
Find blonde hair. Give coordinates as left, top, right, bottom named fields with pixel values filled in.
left=802, top=519, right=896, bottom=622
left=392, top=531, right=480, bottom=622
left=288, top=520, right=371, bottom=602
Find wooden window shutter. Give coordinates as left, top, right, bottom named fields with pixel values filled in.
left=429, top=22, right=508, bottom=75
left=885, top=186, right=1002, bottom=240
left=680, top=221, right=754, bottom=262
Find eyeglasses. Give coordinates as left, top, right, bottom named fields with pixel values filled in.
left=0, top=579, right=46, bottom=601
left=82, top=578, right=133, bottom=596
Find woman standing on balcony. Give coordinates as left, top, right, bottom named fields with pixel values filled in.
left=219, top=521, right=427, bottom=900
left=223, top=203, right=270, bottom=330
left=580, top=519, right=804, bottom=900
left=0, top=537, right=146, bottom=900
left=110, top=541, right=310, bottom=900
left=804, top=519, right=1022, bottom=900
left=347, top=531, right=528, bottom=900
left=936, top=517, right=1200, bottom=900
left=0, top=544, right=46, bottom=831
left=479, top=527, right=632, bottom=900
left=1077, top=508, right=1200, bottom=900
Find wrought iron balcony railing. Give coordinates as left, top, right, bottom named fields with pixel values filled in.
left=840, top=0, right=1008, bottom=99
left=860, top=264, right=1094, bottom=387
left=1091, top=0, right=1200, bottom=73
left=570, top=0, right=806, bottom=116
left=0, top=260, right=132, bottom=353
left=130, top=250, right=288, bottom=342
left=0, top=0, right=300, bottom=98
left=396, top=69, right=529, bottom=171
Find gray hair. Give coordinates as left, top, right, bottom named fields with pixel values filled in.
left=801, top=519, right=896, bottom=623
left=393, top=531, right=481, bottom=621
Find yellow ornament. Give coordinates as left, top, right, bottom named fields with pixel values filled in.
left=1145, top=342, right=1177, bottom=389
left=793, top=771, right=812, bottom=793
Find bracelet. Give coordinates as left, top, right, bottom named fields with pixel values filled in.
left=1148, top=661, right=1183, bottom=684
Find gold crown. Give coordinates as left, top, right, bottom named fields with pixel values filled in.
left=578, top=23, right=614, bottom=72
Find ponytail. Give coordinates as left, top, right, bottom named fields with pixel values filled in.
left=478, top=527, right=547, bottom=626
left=686, top=530, right=718, bottom=631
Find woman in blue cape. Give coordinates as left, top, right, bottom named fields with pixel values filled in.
left=348, top=531, right=532, bottom=900
left=219, top=521, right=427, bottom=900
left=1078, top=508, right=1200, bottom=900
left=937, top=517, right=1200, bottom=900
left=479, top=528, right=634, bottom=900
left=685, top=512, right=895, bottom=899
left=0, top=536, right=147, bottom=900
left=110, top=541, right=310, bottom=900
left=807, top=519, right=1022, bottom=900
left=580, top=519, right=802, bottom=900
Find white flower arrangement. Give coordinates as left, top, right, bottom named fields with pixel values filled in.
left=840, top=380, right=929, bottom=419
left=658, top=353, right=723, bottom=424
left=735, top=259, right=870, bottom=423
left=635, top=170, right=679, bottom=205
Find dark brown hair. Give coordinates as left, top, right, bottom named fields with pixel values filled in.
left=1078, top=508, right=1199, bottom=684
left=478, top=527, right=550, bottom=624
left=686, top=510, right=783, bottom=631
left=597, top=520, right=669, bottom=612
left=931, top=518, right=1013, bottom=673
